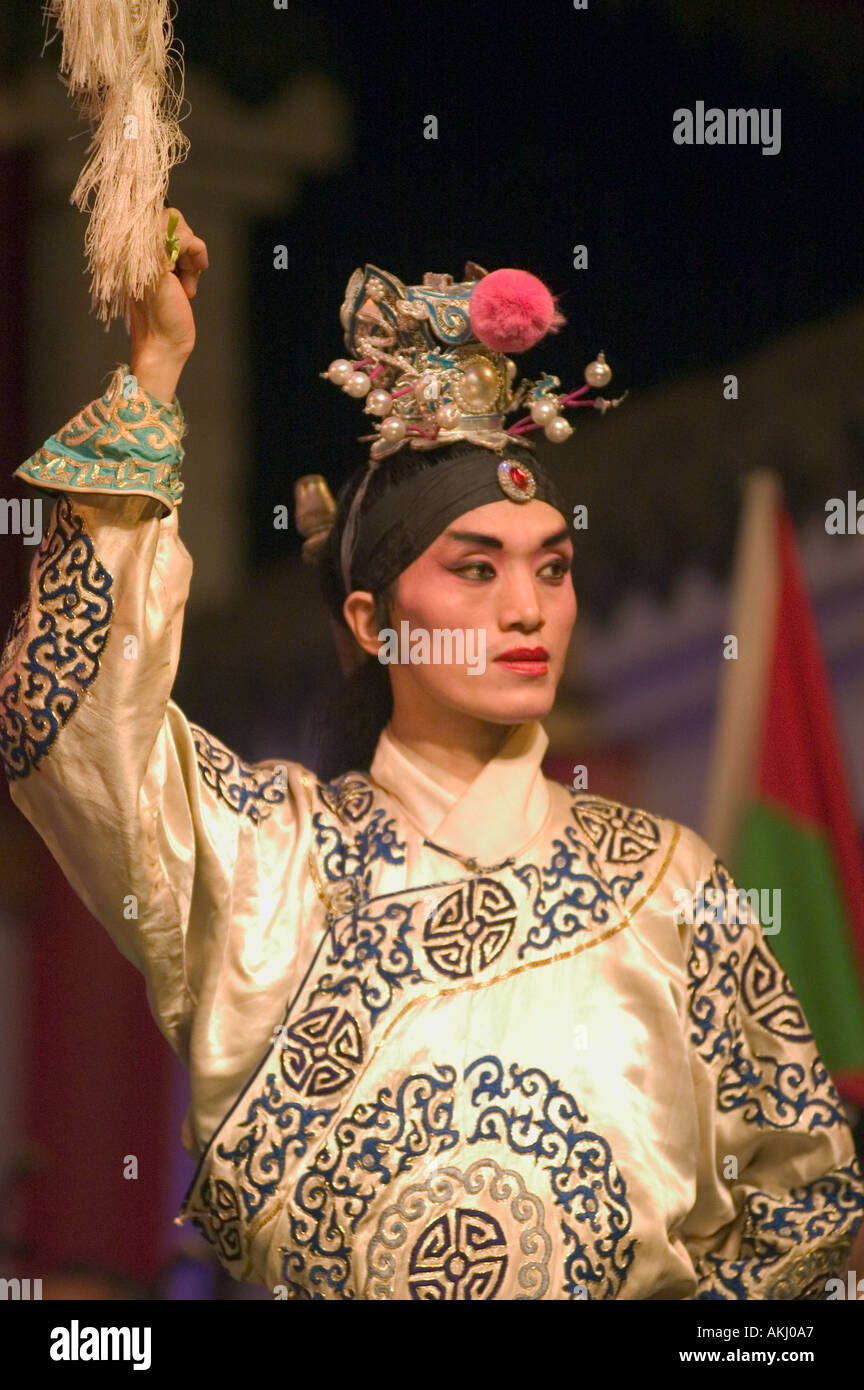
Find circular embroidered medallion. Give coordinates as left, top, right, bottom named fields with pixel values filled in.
left=740, top=941, right=812, bottom=1042
left=497, top=458, right=536, bottom=502
left=364, top=1158, right=551, bottom=1300
left=422, top=877, right=517, bottom=978
left=408, top=1207, right=507, bottom=1300
left=572, top=798, right=660, bottom=863
left=276, top=1005, right=363, bottom=1096
left=320, top=774, right=374, bottom=823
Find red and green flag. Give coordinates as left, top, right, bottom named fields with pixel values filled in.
left=704, top=470, right=864, bottom=1105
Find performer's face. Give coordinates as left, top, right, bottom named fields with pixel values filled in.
left=383, top=498, right=576, bottom=726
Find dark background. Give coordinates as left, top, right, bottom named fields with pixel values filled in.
left=238, top=0, right=863, bottom=591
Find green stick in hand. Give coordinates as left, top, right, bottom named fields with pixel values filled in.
left=164, top=212, right=180, bottom=267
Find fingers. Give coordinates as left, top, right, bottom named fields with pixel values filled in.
left=176, top=245, right=206, bottom=298
left=176, top=234, right=209, bottom=274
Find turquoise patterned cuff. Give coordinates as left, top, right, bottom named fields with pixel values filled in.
left=13, top=364, right=186, bottom=511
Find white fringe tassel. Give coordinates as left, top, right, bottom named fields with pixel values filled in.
left=45, top=0, right=189, bottom=326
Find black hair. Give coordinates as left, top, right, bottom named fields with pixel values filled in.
left=310, top=438, right=541, bottom=781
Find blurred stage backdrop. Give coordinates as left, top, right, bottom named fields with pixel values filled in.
left=0, top=0, right=863, bottom=1297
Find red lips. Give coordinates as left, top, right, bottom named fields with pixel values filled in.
left=495, top=647, right=549, bottom=662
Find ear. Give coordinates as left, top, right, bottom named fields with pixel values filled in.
left=342, top=590, right=383, bottom=660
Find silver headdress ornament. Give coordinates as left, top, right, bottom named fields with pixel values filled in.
left=322, top=262, right=625, bottom=459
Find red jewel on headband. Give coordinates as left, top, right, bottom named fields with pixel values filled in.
left=497, top=458, right=537, bottom=503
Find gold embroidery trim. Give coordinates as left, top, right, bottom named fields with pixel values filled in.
left=299, top=767, right=315, bottom=815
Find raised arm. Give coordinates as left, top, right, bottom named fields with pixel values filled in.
left=0, top=210, right=299, bottom=1083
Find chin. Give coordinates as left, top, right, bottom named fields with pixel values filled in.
left=450, top=682, right=559, bottom=725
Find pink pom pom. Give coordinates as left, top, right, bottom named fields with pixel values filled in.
left=469, top=268, right=566, bottom=353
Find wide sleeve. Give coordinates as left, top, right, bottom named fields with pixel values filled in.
left=674, top=839, right=864, bottom=1300
left=0, top=364, right=300, bottom=1068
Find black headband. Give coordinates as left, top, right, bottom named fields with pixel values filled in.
left=345, top=448, right=564, bottom=595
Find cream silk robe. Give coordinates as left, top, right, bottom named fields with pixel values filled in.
left=2, top=366, right=863, bottom=1302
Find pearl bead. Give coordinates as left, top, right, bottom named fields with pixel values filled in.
left=436, top=402, right=460, bottom=428
left=327, top=358, right=354, bottom=385
left=545, top=415, right=573, bottom=442
left=366, top=388, right=393, bottom=416
left=459, top=361, right=499, bottom=411
left=530, top=397, right=558, bottom=426
left=380, top=415, right=407, bottom=441
left=343, top=371, right=371, bottom=398
left=585, top=355, right=612, bottom=388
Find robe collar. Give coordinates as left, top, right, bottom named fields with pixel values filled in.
left=369, top=720, right=551, bottom=865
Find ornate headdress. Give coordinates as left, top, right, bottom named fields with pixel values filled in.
left=295, top=261, right=624, bottom=595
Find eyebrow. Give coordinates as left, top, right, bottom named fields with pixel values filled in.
left=446, top=527, right=572, bottom=550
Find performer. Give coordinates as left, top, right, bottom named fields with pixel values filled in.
left=2, top=209, right=862, bottom=1301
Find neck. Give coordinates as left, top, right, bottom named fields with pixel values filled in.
left=389, top=698, right=515, bottom=784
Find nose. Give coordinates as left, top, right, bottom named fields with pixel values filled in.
left=497, top=564, right=543, bottom=633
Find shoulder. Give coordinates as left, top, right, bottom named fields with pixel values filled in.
left=312, top=768, right=385, bottom=823
left=547, top=779, right=727, bottom=889
left=181, top=718, right=305, bottom=827
left=552, top=783, right=672, bottom=864
left=297, top=765, right=406, bottom=845
left=550, top=786, right=747, bottom=978
left=181, top=723, right=405, bottom=839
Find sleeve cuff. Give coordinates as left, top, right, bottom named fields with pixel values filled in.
left=13, top=364, right=186, bottom=512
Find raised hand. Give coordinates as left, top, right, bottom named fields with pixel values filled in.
left=129, top=207, right=209, bottom=403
